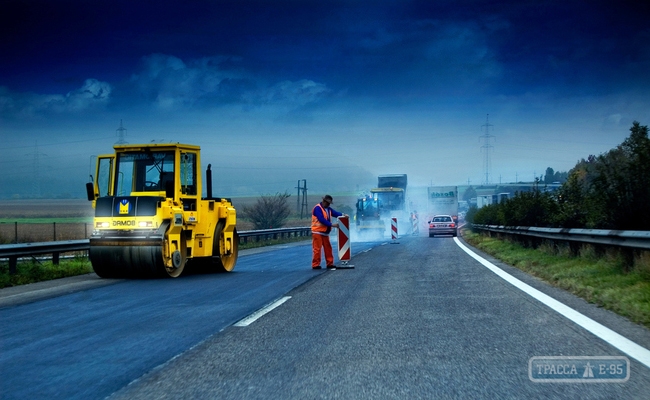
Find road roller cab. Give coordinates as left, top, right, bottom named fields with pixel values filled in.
left=86, top=143, right=238, bottom=278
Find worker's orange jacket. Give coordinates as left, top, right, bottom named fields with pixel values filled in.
left=311, top=203, right=342, bottom=235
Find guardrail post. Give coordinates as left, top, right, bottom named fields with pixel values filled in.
left=9, top=256, right=17, bottom=274
left=53, top=252, right=60, bottom=265
left=621, top=248, right=634, bottom=272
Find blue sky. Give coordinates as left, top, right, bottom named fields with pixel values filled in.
left=1, top=0, right=649, bottom=198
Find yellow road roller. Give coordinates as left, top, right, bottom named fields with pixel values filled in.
left=86, top=143, right=238, bottom=278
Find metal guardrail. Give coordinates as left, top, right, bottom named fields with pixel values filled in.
left=0, top=227, right=312, bottom=274
left=0, top=240, right=90, bottom=274
left=238, top=227, right=311, bottom=244
left=472, top=224, right=650, bottom=250
left=6, top=224, right=650, bottom=273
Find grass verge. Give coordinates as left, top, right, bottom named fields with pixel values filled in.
left=0, top=256, right=93, bottom=289
left=462, top=228, right=650, bottom=329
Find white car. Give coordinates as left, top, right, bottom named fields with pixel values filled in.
left=428, top=215, right=457, bottom=237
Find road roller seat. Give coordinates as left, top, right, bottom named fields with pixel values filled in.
left=160, top=171, right=174, bottom=192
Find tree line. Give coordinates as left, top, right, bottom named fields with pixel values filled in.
left=469, top=121, right=650, bottom=231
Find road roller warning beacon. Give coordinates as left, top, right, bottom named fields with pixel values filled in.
left=85, top=143, right=239, bottom=278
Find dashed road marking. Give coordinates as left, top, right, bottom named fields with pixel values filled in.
left=234, top=296, right=291, bottom=327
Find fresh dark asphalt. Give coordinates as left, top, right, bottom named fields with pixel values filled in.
left=1, top=235, right=649, bottom=399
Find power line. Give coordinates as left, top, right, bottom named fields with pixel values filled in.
left=479, top=114, right=495, bottom=185
left=116, top=120, right=128, bottom=144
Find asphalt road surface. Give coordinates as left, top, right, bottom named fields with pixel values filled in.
left=1, top=235, right=649, bottom=399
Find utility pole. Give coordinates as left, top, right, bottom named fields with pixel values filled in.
left=295, top=179, right=308, bottom=218
left=300, top=179, right=308, bottom=218
left=116, top=120, right=128, bottom=144
left=296, top=180, right=301, bottom=213
left=479, top=114, right=495, bottom=185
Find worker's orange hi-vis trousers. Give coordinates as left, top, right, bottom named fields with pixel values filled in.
left=312, top=233, right=334, bottom=267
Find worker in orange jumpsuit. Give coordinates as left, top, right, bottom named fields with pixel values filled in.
left=311, top=194, right=345, bottom=269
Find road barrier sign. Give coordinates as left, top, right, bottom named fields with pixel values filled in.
left=391, top=217, right=399, bottom=243
left=336, top=215, right=354, bottom=268
left=411, top=213, right=419, bottom=235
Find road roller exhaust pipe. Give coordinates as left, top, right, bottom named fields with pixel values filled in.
left=206, top=163, right=213, bottom=199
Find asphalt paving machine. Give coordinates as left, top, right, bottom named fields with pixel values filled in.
left=355, top=174, right=408, bottom=237
left=355, top=193, right=386, bottom=236
left=86, top=143, right=238, bottom=278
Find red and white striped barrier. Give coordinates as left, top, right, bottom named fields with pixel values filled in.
left=337, top=215, right=351, bottom=262
left=411, top=214, right=418, bottom=234
left=391, top=217, right=399, bottom=243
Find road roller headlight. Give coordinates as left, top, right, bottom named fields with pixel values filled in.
left=138, top=221, right=153, bottom=228
left=95, top=222, right=110, bottom=228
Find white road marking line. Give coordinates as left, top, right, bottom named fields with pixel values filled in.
left=454, top=237, right=650, bottom=369
left=233, top=296, right=291, bottom=327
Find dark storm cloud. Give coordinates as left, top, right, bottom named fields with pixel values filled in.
left=126, top=53, right=330, bottom=110
left=0, top=79, right=111, bottom=118
left=2, top=0, right=649, bottom=103
left=129, top=54, right=253, bottom=108
left=482, top=1, right=650, bottom=95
